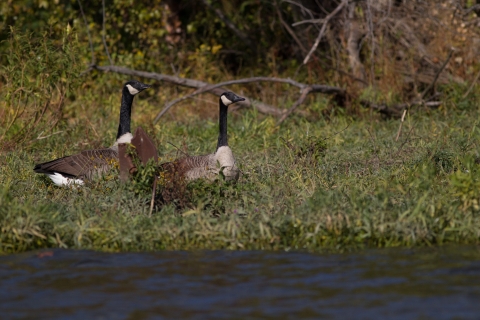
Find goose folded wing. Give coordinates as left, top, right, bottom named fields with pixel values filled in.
left=34, top=148, right=119, bottom=179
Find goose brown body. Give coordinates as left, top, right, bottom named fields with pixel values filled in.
left=34, top=146, right=121, bottom=183
left=159, top=92, right=244, bottom=182
left=163, top=146, right=239, bottom=182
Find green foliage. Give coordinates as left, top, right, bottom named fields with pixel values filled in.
left=125, top=145, right=159, bottom=197
left=0, top=0, right=296, bottom=74
left=450, top=157, right=480, bottom=213
left=0, top=28, right=82, bottom=148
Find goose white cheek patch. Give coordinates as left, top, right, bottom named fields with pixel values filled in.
left=221, top=95, right=233, bottom=106
left=126, top=84, right=140, bottom=95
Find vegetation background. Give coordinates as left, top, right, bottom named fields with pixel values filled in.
left=1, top=0, right=480, bottom=253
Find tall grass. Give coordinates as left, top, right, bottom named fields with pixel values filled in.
left=0, top=28, right=81, bottom=150
left=1, top=32, right=480, bottom=254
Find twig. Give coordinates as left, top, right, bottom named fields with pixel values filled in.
left=292, top=18, right=327, bottom=27
left=200, top=0, right=253, bottom=49
left=420, top=48, right=454, bottom=99
left=36, top=131, right=64, bottom=140
left=277, top=87, right=312, bottom=124
left=149, top=176, right=158, bottom=217
left=461, top=3, right=480, bottom=15
left=77, top=0, right=95, bottom=65
left=282, top=0, right=316, bottom=19
left=392, top=124, right=416, bottom=159
left=323, top=124, right=350, bottom=141
left=167, top=141, right=189, bottom=157
left=85, top=117, right=100, bottom=138
left=153, top=76, right=345, bottom=123
left=462, top=67, right=480, bottom=99
left=102, top=0, right=113, bottom=65
left=302, top=0, right=347, bottom=65
left=395, top=109, right=407, bottom=142
left=275, top=2, right=307, bottom=54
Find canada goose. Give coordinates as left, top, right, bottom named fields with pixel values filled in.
left=33, top=80, right=151, bottom=186
left=160, top=91, right=245, bottom=182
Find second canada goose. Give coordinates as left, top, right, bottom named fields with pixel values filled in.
left=33, top=80, right=151, bottom=186
left=160, top=91, right=245, bottom=182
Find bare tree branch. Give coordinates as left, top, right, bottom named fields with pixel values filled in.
left=275, top=2, right=308, bottom=54
left=102, top=0, right=113, bottom=65
left=301, top=0, right=348, bottom=65
left=292, top=18, right=327, bottom=27
left=77, top=0, right=95, bottom=65
left=282, top=0, right=316, bottom=18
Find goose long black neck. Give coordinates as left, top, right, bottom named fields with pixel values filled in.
left=216, top=99, right=229, bottom=150
left=116, top=87, right=135, bottom=139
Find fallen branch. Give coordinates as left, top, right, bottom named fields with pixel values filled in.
left=90, top=65, right=284, bottom=118
left=361, top=99, right=442, bottom=118
left=363, top=50, right=451, bottom=118
left=87, top=64, right=345, bottom=124
left=88, top=63, right=443, bottom=123
left=153, top=76, right=345, bottom=123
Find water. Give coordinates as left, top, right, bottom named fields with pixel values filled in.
left=1, top=247, right=480, bottom=319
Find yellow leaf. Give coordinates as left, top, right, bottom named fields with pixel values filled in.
left=211, top=44, right=223, bottom=54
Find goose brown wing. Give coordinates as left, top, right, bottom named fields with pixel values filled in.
left=34, top=148, right=118, bottom=179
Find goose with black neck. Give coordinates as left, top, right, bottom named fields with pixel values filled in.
left=160, top=91, right=245, bottom=182
left=33, top=80, right=151, bottom=186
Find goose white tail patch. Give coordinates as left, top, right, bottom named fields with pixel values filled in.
left=115, top=133, right=133, bottom=145
left=48, top=173, right=84, bottom=187
left=126, top=84, right=140, bottom=95
left=221, top=95, right=233, bottom=106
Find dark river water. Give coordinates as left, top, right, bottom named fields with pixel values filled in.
left=1, top=246, right=480, bottom=319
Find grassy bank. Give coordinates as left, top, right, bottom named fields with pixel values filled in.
left=2, top=82, right=480, bottom=253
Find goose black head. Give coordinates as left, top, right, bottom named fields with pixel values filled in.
left=124, top=80, right=151, bottom=96
left=220, top=92, right=245, bottom=106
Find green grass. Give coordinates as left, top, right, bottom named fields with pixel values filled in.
left=2, top=89, right=480, bottom=254
left=2, top=31, right=480, bottom=254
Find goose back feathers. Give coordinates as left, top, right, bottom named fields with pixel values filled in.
left=34, top=80, right=150, bottom=186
